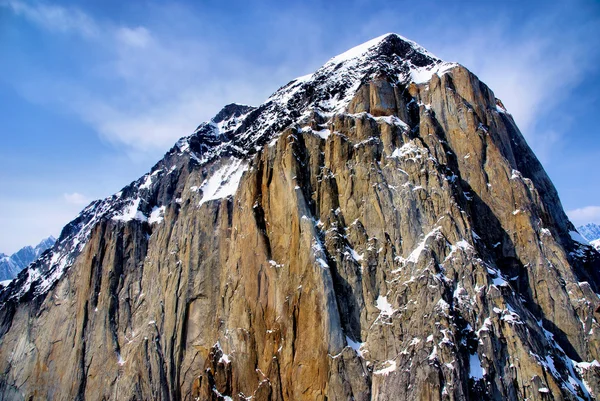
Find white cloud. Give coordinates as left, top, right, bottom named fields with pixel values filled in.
left=5, top=1, right=598, bottom=164
left=4, top=0, right=99, bottom=38
left=63, top=192, right=89, bottom=205
left=115, top=26, right=152, bottom=48
left=567, top=206, right=600, bottom=226
left=4, top=1, right=288, bottom=158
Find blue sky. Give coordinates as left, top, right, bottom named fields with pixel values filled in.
left=1, top=0, right=599, bottom=253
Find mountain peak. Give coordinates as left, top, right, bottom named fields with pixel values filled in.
left=171, top=34, right=459, bottom=170
left=325, top=32, right=441, bottom=68
left=2, top=32, right=600, bottom=400
left=212, top=103, right=255, bottom=124
left=578, top=222, right=600, bottom=242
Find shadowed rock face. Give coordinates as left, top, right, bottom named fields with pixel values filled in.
left=1, top=33, right=600, bottom=401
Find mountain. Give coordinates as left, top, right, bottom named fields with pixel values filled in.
left=1, top=33, right=600, bottom=401
left=579, top=223, right=600, bottom=242
left=0, top=255, right=18, bottom=284
left=576, top=223, right=600, bottom=251
left=0, top=236, right=56, bottom=281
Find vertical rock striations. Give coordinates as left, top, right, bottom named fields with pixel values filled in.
left=1, top=33, right=599, bottom=401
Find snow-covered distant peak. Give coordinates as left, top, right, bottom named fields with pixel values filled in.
left=578, top=223, right=600, bottom=242
left=0, top=236, right=57, bottom=282
left=36, top=236, right=56, bottom=251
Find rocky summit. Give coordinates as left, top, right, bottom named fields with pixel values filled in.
left=1, top=33, right=600, bottom=401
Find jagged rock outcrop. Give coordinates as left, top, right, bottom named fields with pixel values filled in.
left=1, top=33, right=600, bottom=401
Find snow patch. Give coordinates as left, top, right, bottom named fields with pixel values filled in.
left=410, top=62, right=458, bottom=84
left=314, top=128, right=331, bottom=139
left=374, top=359, right=397, bottom=375
left=347, top=247, right=363, bottom=262
left=112, top=198, right=147, bottom=222
left=375, top=295, right=396, bottom=317
left=398, top=226, right=443, bottom=266
left=316, top=258, right=329, bottom=269
left=199, top=159, right=248, bottom=206
left=148, top=206, right=166, bottom=225
left=390, top=142, right=424, bottom=159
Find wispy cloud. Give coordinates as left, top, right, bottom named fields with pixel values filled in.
left=3, top=0, right=99, bottom=37
left=567, top=206, right=600, bottom=226
left=4, top=1, right=598, bottom=165
left=63, top=192, right=89, bottom=205
left=115, top=26, right=152, bottom=48
left=3, top=1, right=293, bottom=157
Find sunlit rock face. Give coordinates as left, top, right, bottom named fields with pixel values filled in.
left=1, top=33, right=600, bottom=401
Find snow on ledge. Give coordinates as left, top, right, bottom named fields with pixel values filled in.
left=148, top=206, right=166, bottom=225
left=376, top=295, right=396, bottom=317
left=112, top=198, right=147, bottom=222
left=374, top=359, right=397, bottom=375
left=410, top=62, right=459, bottom=84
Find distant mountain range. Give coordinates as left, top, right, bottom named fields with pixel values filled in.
left=0, top=236, right=56, bottom=282
left=577, top=223, right=600, bottom=250
left=578, top=223, right=600, bottom=241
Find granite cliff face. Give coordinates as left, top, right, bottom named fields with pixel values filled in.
left=1, top=33, right=600, bottom=401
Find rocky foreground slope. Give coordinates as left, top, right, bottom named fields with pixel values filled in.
left=1, top=33, right=600, bottom=401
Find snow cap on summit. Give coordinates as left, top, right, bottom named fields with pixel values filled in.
left=326, top=33, right=441, bottom=66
